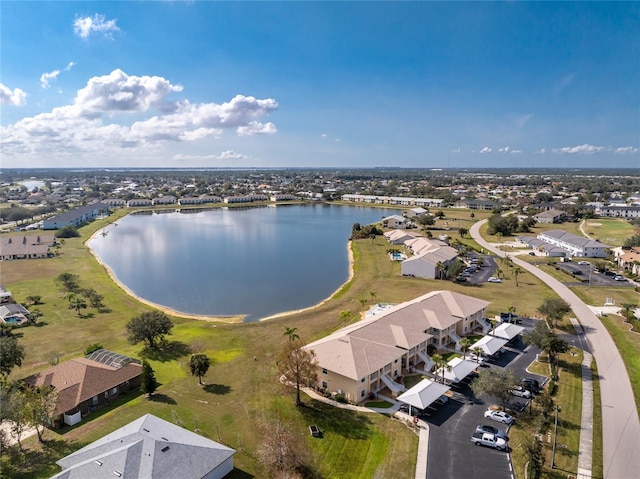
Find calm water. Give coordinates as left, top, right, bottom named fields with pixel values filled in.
left=88, top=204, right=396, bottom=321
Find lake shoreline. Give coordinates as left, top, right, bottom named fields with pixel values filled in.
left=88, top=225, right=355, bottom=324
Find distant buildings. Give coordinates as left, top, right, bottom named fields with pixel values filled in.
left=42, top=202, right=109, bottom=230
left=518, top=229, right=611, bottom=258
left=341, top=194, right=446, bottom=208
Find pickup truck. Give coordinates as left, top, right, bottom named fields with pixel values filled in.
left=471, top=432, right=508, bottom=451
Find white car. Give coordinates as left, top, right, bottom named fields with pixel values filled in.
left=468, top=353, right=487, bottom=365
left=510, top=386, right=532, bottom=398
left=578, top=261, right=590, bottom=265
left=614, top=275, right=627, bottom=282
left=487, top=277, right=502, bottom=283
left=484, top=409, right=514, bottom=424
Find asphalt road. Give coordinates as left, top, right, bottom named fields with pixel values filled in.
left=470, top=220, right=640, bottom=479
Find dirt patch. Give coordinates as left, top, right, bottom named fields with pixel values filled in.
left=587, top=222, right=603, bottom=227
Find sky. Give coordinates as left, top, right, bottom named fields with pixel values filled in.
left=1, top=1, right=639, bottom=169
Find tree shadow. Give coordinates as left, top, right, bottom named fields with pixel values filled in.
left=34, top=321, right=49, bottom=327
left=149, top=393, right=177, bottom=404
left=140, top=340, right=191, bottom=362
left=203, top=383, right=232, bottom=395
left=97, top=307, right=112, bottom=314
left=78, top=312, right=95, bottom=319
left=2, top=437, right=89, bottom=479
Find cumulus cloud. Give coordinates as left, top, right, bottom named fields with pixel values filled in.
left=534, top=149, right=547, bottom=154
left=0, top=70, right=278, bottom=161
left=40, top=62, right=75, bottom=89
left=479, top=147, right=492, bottom=154
left=450, top=148, right=461, bottom=153
left=0, top=83, right=27, bottom=106
left=498, top=146, right=510, bottom=153
left=74, top=14, right=120, bottom=39
left=552, top=144, right=607, bottom=154
left=510, top=149, right=523, bottom=154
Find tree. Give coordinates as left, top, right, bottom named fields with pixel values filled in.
left=459, top=337, right=473, bottom=359
left=523, top=322, right=570, bottom=374
left=431, top=354, right=450, bottom=384
left=537, top=298, right=572, bottom=327
left=257, top=415, right=311, bottom=477
left=436, top=261, right=446, bottom=280
left=84, top=343, right=103, bottom=355
left=126, top=310, right=174, bottom=350
left=494, top=268, right=503, bottom=279
left=458, top=227, right=468, bottom=238
left=471, top=346, right=485, bottom=363
left=283, top=327, right=299, bottom=342
left=339, top=310, right=351, bottom=327
left=25, top=295, right=42, bottom=306
left=277, top=339, right=318, bottom=406
left=56, top=272, right=80, bottom=292
left=470, top=212, right=475, bottom=220
left=140, top=360, right=158, bottom=396
left=189, top=354, right=211, bottom=384
left=0, top=335, right=24, bottom=376
left=55, top=225, right=80, bottom=238
left=513, top=267, right=523, bottom=287
left=24, top=385, right=58, bottom=443
left=81, top=288, right=105, bottom=310
left=369, top=291, right=377, bottom=303
left=470, top=367, right=517, bottom=409
left=620, top=303, right=637, bottom=323
left=624, top=234, right=640, bottom=248
left=29, top=308, right=43, bottom=324
left=507, top=305, right=517, bottom=323
left=68, top=296, right=87, bottom=316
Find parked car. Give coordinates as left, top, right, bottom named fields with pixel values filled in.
left=578, top=261, right=590, bottom=265
left=510, top=385, right=532, bottom=398
left=484, top=409, right=514, bottom=424
left=475, top=424, right=509, bottom=440
left=528, top=251, right=536, bottom=256
left=468, top=353, right=487, bottom=365
left=487, top=277, right=502, bottom=283
left=471, top=432, right=508, bottom=451
left=521, top=378, right=540, bottom=393
left=434, top=394, right=449, bottom=405
left=399, top=403, right=423, bottom=415
left=614, top=275, right=627, bottom=282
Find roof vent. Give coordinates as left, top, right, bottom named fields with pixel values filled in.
left=114, top=471, right=122, bottom=477
left=161, top=446, right=170, bottom=452
left=142, top=428, right=150, bottom=432
left=161, top=436, right=169, bottom=441
left=95, top=460, right=103, bottom=466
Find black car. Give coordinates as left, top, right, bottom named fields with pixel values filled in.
left=521, top=378, right=540, bottom=393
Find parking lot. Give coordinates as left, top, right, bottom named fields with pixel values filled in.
left=425, top=318, right=545, bottom=479
left=555, top=261, right=634, bottom=287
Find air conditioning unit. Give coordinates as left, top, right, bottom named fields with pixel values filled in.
left=337, top=389, right=343, bottom=395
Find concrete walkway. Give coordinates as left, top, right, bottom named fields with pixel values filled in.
left=470, top=220, right=640, bottom=478
left=302, top=387, right=428, bottom=478
left=571, top=317, right=594, bottom=479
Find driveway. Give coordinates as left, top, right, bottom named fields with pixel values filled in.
left=470, top=220, right=640, bottom=479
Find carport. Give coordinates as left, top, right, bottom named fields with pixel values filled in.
left=491, top=323, right=525, bottom=341
left=471, top=335, right=508, bottom=356
left=436, top=357, right=479, bottom=383
left=397, top=378, right=450, bottom=415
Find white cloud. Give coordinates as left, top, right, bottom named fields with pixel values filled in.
left=450, top=148, right=461, bottom=153
left=0, top=83, right=27, bottom=106
left=479, top=147, right=492, bottom=154
left=172, top=150, right=249, bottom=161
left=552, top=144, right=607, bottom=154
left=320, top=133, right=327, bottom=138
left=40, top=62, right=75, bottom=89
left=510, top=149, right=523, bottom=154
left=0, top=70, right=278, bottom=160
left=498, top=146, right=510, bottom=153
left=614, top=147, right=640, bottom=154
left=534, top=148, right=547, bottom=154
left=74, top=14, right=120, bottom=39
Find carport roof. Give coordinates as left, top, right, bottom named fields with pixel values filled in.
left=437, top=357, right=479, bottom=383
left=491, top=323, right=525, bottom=340
left=397, top=379, right=450, bottom=409
left=471, top=335, right=508, bottom=355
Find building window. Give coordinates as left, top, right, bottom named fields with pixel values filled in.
left=111, top=387, right=118, bottom=395
left=322, top=381, right=328, bottom=389
left=104, top=391, right=109, bottom=398
left=322, top=368, right=328, bottom=375
left=92, top=396, right=98, bottom=405
left=361, top=390, right=366, bottom=398
left=361, top=378, right=365, bottom=383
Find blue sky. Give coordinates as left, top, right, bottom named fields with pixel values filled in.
left=1, top=1, right=638, bottom=169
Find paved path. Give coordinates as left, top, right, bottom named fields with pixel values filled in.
left=571, top=318, right=594, bottom=479
left=470, top=220, right=640, bottom=478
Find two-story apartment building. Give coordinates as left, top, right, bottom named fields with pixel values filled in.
left=305, top=290, right=490, bottom=403
left=537, top=230, right=611, bottom=258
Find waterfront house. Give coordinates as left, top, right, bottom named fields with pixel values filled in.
left=42, top=202, right=109, bottom=230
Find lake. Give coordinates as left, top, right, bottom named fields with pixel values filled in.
left=88, top=204, right=397, bottom=321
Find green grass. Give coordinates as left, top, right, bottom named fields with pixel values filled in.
left=581, top=218, right=639, bottom=247
left=570, top=286, right=640, bottom=308
left=591, top=361, right=604, bottom=479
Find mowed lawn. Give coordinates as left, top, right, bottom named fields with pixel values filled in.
left=581, top=218, right=639, bottom=246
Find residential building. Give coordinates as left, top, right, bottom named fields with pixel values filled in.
left=616, top=247, right=640, bottom=276
left=51, top=414, right=236, bottom=479
left=0, top=303, right=31, bottom=326
left=42, top=202, right=109, bottom=230
left=533, top=208, right=566, bottom=224
left=405, top=207, right=429, bottom=218
left=305, top=290, right=490, bottom=403
left=102, top=198, right=127, bottom=208
left=127, top=198, right=153, bottom=207
left=152, top=195, right=177, bottom=205
left=0, top=234, right=56, bottom=260
left=598, top=205, right=640, bottom=219
left=381, top=215, right=409, bottom=229
left=537, top=230, right=611, bottom=258
left=24, top=349, right=142, bottom=427
left=0, top=286, right=14, bottom=305
left=383, top=230, right=423, bottom=245
left=401, top=245, right=459, bottom=279
left=454, top=198, right=500, bottom=210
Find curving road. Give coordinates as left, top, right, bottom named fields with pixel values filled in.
left=470, top=220, right=640, bottom=478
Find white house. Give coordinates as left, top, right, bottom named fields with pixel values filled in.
left=537, top=230, right=611, bottom=258
left=382, top=215, right=409, bottom=229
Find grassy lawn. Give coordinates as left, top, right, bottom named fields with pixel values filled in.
left=581, top=218, right=638, bottom=247
left=570, top=286, right=640, bottom=309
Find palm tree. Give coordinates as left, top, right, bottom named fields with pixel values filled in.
left=507, top=305, right=517, bottom=323
left=369, top=291, right=377, bottom=303
left=621, top=303, right=637, bottom=323
left=189, top=354, right=211, bottom=385
left=436, top=261, right=446, bottom=280
left=513, top=267, right=523, bottom=287
left=283, top=327, right=299, bottom=342
left=432, top=354, right=450, bottom=384
left=339, top=310, right=351, bottom=327
left=495, top=268, right=503, bottom=279
left=69, top=297, right=87, bottom=316
left=359, top=298, right=368, bottom=311
left=471, top=346, right=484, bottom=364
left=459, top=337, right=473, bottom=359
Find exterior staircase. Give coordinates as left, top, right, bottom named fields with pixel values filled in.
left=417, top=350, right=435, bottom=372
left=477, top=317, right=491, bottom=334
left=381, top=374, right=405, bottom=395
left=449, top=331, right=462, bottom=350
